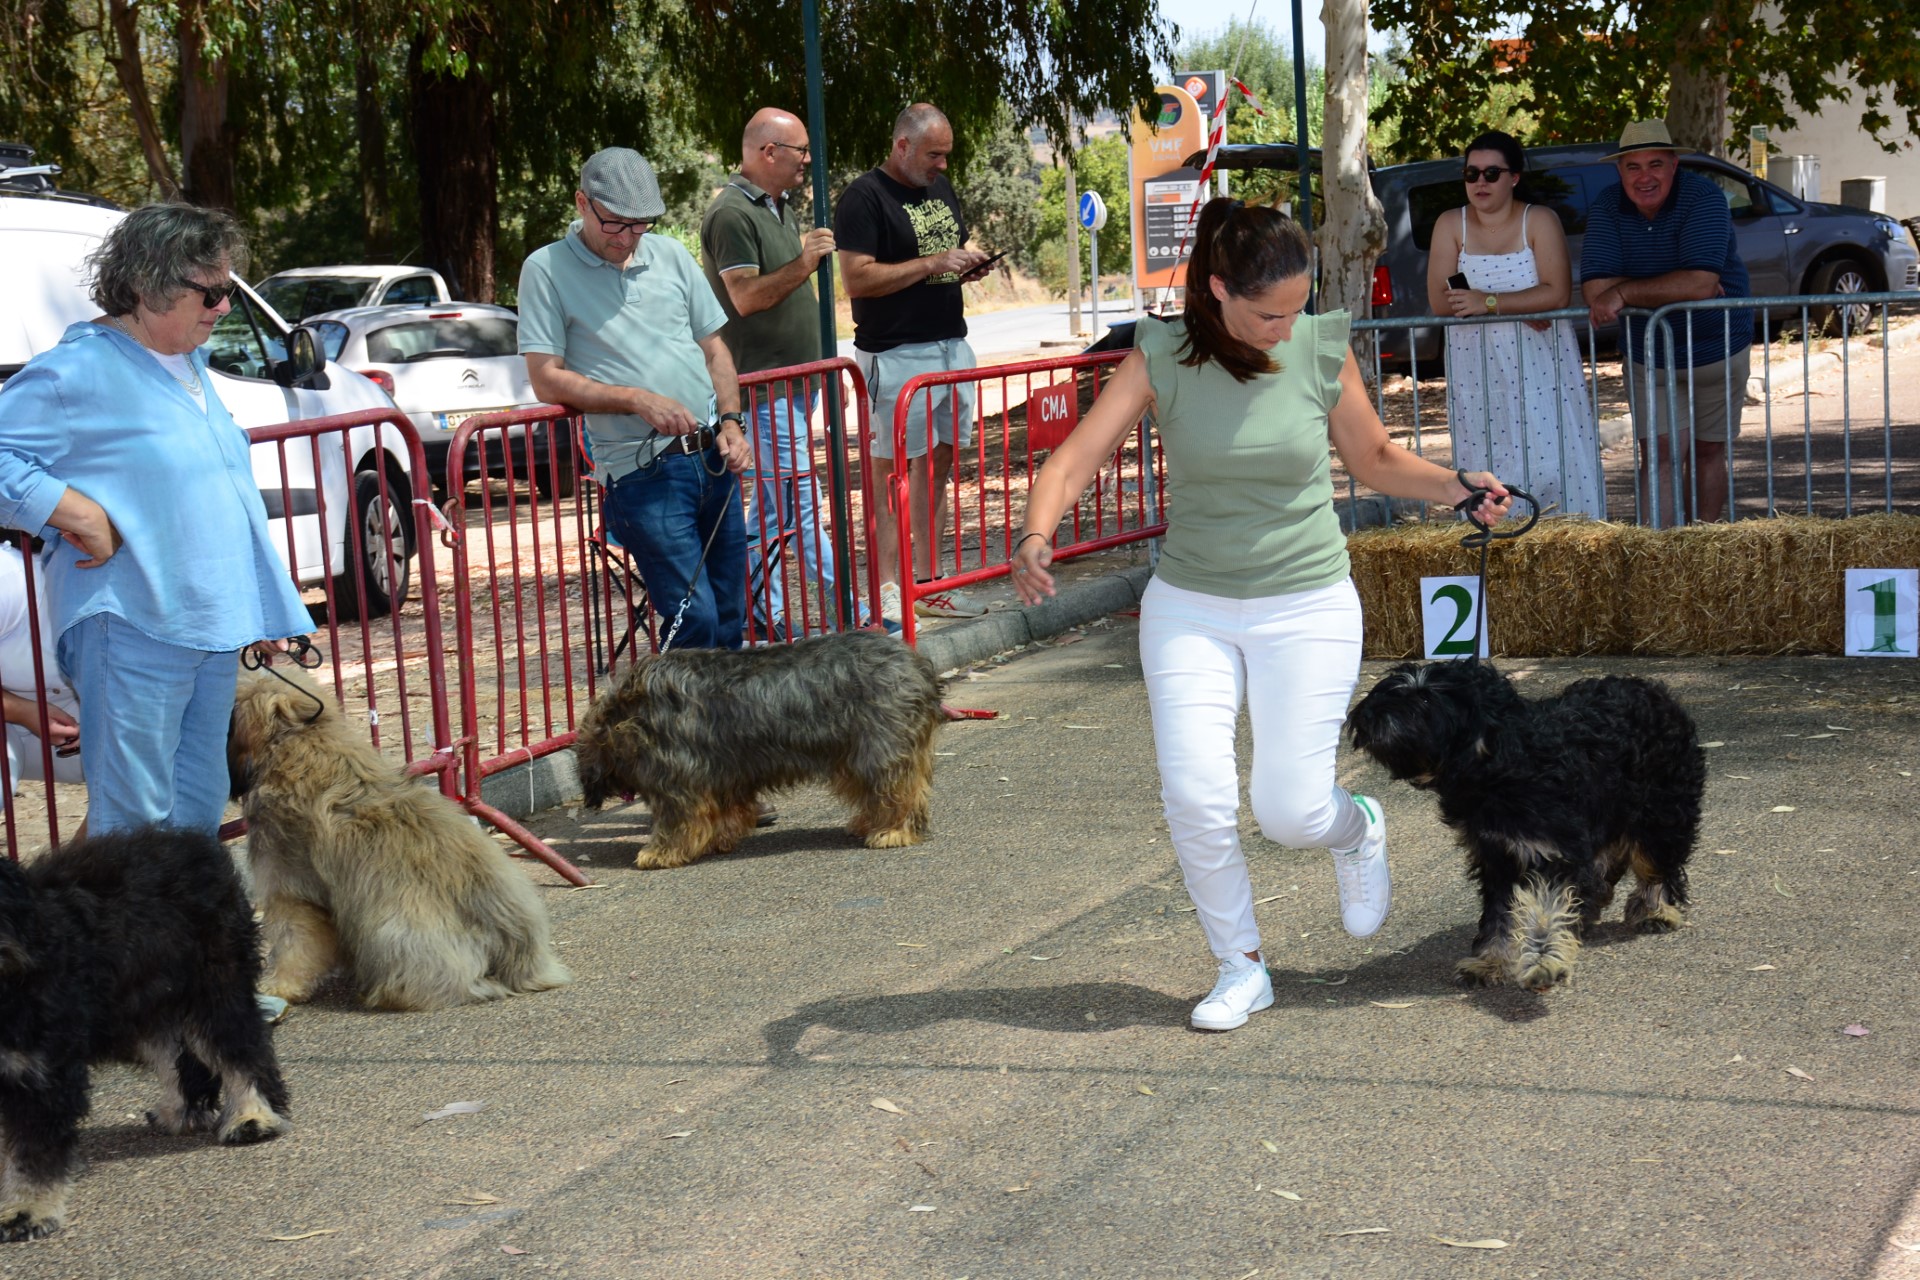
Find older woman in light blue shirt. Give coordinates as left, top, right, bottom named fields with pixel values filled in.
left=0, top=203, right=311, bottom=835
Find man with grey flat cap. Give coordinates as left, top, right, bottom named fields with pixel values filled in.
left=519, top=147, right=752, bottom=650
left=1581, top=119, right=1751, bottom=526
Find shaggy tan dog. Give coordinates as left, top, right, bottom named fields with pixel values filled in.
left=228, top=672, right=571, bottom=1011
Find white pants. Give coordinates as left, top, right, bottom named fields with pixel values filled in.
left=1139, top=575, right=1369, bottom=959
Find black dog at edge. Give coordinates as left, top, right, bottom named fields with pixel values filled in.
left=0, top=827, right=290, bottom=1242
left=1345, top=661, right=1705, bottom=991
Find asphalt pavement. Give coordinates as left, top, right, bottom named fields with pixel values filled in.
left=15, top=577, right=1920, bottom=1279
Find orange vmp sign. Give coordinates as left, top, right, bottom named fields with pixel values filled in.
left=1128, top=83, right=1209, bottom=295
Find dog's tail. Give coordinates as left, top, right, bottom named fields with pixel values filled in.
left=1508, top=877, right=1581, bottom=991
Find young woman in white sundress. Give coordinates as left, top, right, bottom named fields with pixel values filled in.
left=1427, top=130, right=1605, bottom=519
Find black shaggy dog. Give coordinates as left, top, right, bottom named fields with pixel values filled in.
left=575, top=630, right=945, bottom=868
left=1345, top=661, right=1705, bottom=991
left=0, top=827, right=290, bottom=1241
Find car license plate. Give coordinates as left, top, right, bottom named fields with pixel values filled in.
left=438, top=409, right=501, bottom=432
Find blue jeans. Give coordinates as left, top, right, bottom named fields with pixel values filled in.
left=748, top=390, right=841, bottom=630
left=57, top=613, right=240, bottom=836
left=604, top=447, right=747, bottom=650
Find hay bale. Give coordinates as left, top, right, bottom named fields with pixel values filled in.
left=1350, top=512, right=1920, bottom=658
left=1349, top=516, right=1630, bottom=658
left=1624, top=513, right=1920, bottom=655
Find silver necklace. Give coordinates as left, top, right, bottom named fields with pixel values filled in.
left=109, top=315, right=203, bottom=396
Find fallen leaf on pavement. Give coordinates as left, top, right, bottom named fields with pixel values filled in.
left=1785, top=1066, right=1815, bottom=1081
left=1433, top=1237, right=1509, bottom=1250
left=895, top=942, right=928, bottom=949
left=1370, top=1001, right=1415, bottom=1009
left=1004, top=1184, right=1030, bottom=1193
left=1702, top=741, right=1725, bottom=748
left=1770, top=805, right=1796, bottom=813
left=1330, top=1227, right=1390, bottom=1237
left=1748, top=964, right=1776, bottom=971
left=445, top=1194, right=501, bottom=1206
left=422, top=1101, right=487, bottom=1122
left=1843, top=1024, right=1871, bottom=1037
left=267, top=1229, right=339, bottom=1242
left=1137, top=1084, right=1155, bottom=1095
left=1260, top=1139, right=1279, bottom=1153
left=1773, top=877, right=1794, bottom=898
left=871, top=1098, right=907, bottom=1115
left=501, top=1245, right=529, bottom=1255
left=1270, top=1189, right=1303, bottom=1201
left=908, top=1204, right=936, bottom=1212
left=662, top=1131, right=693, bottom=1139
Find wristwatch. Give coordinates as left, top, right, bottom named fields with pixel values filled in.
left=718, top=411, right=745, bottom=429
left=1484, top=293, right=1500, bottom=313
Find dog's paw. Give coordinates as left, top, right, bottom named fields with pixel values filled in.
left=1516, top=955, right=1574, bottom=992
left=1626, top=901, right=1685, bottom=934
left=864, top=827, right=923, bottom=849
left=0, top=1210, right=61, bottom=1243
left=1454, top=954, right=1507, bottom=986
left=218, top=1109, right=291, bottom=1146
left=145, top=1103, right=219, bottom=1135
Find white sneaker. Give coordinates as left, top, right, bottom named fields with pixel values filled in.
left=1190, top=954, right=1274, bottom=1031
left=913, top=586, right=987, bottom=618
left=879, top=581, right=904, bottom=626
left=1331, top=794, right=1391, bottom=938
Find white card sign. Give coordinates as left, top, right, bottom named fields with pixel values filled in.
left=1844, top=568, right=1917, bottom=658
left=1420, top=575, right=1488, bottom=660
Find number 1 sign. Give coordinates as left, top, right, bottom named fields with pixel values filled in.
left=1421, top=575, right=1489, bottom=660
left=1844, top=568, right=1917, bottom=658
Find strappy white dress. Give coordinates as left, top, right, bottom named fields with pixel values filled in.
left=1446, top=205, right=1605, bottom=518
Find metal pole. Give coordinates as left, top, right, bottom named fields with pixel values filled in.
left=1063, top=145, right=1084, bottom=337
left=803, top=0, right=856, bottom=628
left=1090, top=225, right=1100, bottom=337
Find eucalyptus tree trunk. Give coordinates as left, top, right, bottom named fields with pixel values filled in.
left=176, top=0, right=235, bottom=210
left=103, top=0, right=182, bottom=200
left=1319, top=0, right=1386, bottom=394
left=408, top=27, right=497, bottom=301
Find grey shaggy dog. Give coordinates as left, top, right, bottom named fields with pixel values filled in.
left=575, top=631, right=945, bottom=868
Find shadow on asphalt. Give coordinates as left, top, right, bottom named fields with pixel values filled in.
left=763, top=982, right=1193, bottom=1066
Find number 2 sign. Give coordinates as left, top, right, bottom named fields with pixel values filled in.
left=1420, top=575, right=1488, bottom=660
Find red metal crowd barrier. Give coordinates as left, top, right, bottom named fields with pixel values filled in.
left=2, top=408, right=462, bottom=859
left=886, top=350, right=1166, bottom=645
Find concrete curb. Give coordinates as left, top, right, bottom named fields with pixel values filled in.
left=915, top=563, right=1154, bottom=677
left=478, top=563, right=1158, bottom=824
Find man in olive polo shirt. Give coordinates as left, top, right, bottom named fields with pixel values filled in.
left=701, top=107, right=846, bottom=639
left=519, top=146, right=753, bottom=650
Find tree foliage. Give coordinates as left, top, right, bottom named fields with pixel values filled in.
left=1035, top=134, right=1131, bottom=291
left=666, top=0, right=1176, bottom=174
left=1373, top=0, right=1920, bottom=160
left=963, top=102, right=1042, bottom=270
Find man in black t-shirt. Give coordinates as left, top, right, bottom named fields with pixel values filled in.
left=835, top=103, right=992, bottom=623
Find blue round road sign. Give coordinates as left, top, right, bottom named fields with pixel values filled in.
left=1078, top=191, right=1108, bottom=232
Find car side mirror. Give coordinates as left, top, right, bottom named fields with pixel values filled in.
left=273, top=324, right=331, bottom=390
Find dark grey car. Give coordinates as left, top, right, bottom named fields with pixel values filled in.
left=1215, top=142, right=1920, bottom=368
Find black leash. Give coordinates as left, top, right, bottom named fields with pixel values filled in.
left=241, top=633, right=327, bottom=722
left=1452, top=470, right=1540, bottom=664
left=656, top=436, right=735, bottom=654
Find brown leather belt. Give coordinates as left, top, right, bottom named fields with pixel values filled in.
left=658, top=425, right=717, bottom=455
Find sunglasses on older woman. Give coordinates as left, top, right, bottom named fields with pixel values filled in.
left=1462, top=165, right=1514, bottom=184
left=177, top=279, right=240, bottom=309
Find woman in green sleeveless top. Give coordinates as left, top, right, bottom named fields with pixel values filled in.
left=1012, top=200, right=1512, bottom=1032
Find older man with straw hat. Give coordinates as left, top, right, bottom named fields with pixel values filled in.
left=1580, top=119, right=1752, bottom=526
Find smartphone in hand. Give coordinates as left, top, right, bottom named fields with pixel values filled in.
left=1447, top=272, right=1470, bottom=290
left=962, top=250, right=1009, bottom=282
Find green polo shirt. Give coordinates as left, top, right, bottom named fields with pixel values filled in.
left=700, top=177, right=821, bottom=374
left=517, top=222, right=729, bottom=480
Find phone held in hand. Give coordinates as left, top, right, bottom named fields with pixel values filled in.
left=1447, top=272, right=1469, bottom=290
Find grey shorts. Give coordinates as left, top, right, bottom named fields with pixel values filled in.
left=1625, top=347, right=1751, bottom=445
left=857, top=338, right=977, bottom=459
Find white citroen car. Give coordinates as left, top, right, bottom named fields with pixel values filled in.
left=307, top=303, right=573, bottom=500
left=3, top=171, right=419, bottom=618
